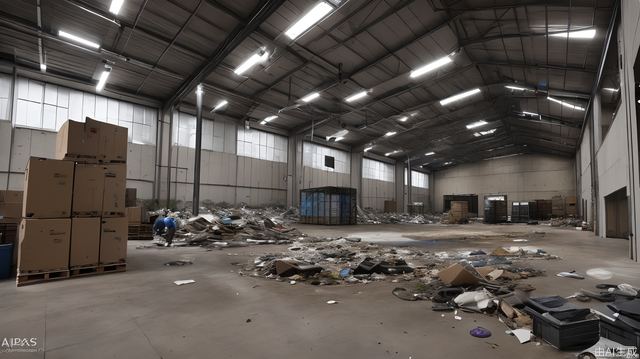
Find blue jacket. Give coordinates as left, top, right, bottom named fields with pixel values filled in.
left=164, top=217, right=177, bottom=229
left=153, top=216, right=165, bottom=234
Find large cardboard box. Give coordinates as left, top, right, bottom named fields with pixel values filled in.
left=0, top=190, right=23, bottom=220
left=86, top=118, right=127, bottom=162
left=70, top=218, right=100, bottom=267
left=55, top=120, right=99, bottom=161
left=100, top=217, right=127, bottom=264
left=126, top=207, right=142, bottom=224
left=18, top=219, right=71, bottom=272
left=102, top=164, right=126, bottom=216
left=72, top=164, right=105, bottom=216
left=23, top=158, right=74, bottom=218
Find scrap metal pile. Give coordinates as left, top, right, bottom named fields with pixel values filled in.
left=357, top=206, right=441, bottom=224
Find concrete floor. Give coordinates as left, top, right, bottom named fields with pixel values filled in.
left=1, top=223, right=639, bottom=359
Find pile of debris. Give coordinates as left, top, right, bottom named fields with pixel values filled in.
left=241, top=234, right=555, bottom=286
left=357, top=206, right=440, bottom=224
left=147, top=207, right=303, bottom=249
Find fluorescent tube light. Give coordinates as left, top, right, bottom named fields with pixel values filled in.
left=96, top=68, right=111, bottom=92
left=285, top=2, right=333, bottom=40
left=213, top=100, right=228, bottom=112
left=301, top=92, right=320, bottom=102
left=522, top=111, right=539, bottom=117
left=385, top=150, right=400, bottom=156
left=409, top=56, right=452, bottom=78
left=440, top=88, right=481, bottom=106
left=334, top=137, right=344, bottom=142
left=58, top=30, right=100, bottom=49
left=260, top=120, right=267, bottom=125
left=263, top=115, right=278, bottom=123
left=547, top=96, right=585, bottom=111
left=345, top=90, right=368, bottom=102
left=443, top=161, right=453, bottom=166
left=505, top=85, right=528, bottom=91
left=425, top=152, right=435, bottom=156
left=397, top=116, right=408, bottom=122
left=384, top=131, right=397, bottom=137
left=466, top=120, right=487, bottom=129
left=39, top=63, right=46, bottom=71
left=603, top=88, right=619, bottom=92
left=473, top=128, right=496, bottom=137
left=550, top=29, right=596, bottom=39
left=234, top=50, right=269, bottom=76
left=364, top=146, right=373, bottom=152
left=109, top=0, right=124, bottom=15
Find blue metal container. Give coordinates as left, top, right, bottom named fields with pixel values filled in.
left=0, top=243, right=13, bottom=279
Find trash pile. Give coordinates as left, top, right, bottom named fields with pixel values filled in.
left=240, top=234, right=554, bottom=287
left=144, top=207, right=304, bottom=249
left=357, top=206, right=440, bottom=224
left=545, top=217, right=593, bottom=231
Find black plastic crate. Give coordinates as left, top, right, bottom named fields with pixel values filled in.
left=597, top=306, right=640, bottom=347
left=299, top=187, right=357, bottom=225
left=524, top=306, right=600, bottom=350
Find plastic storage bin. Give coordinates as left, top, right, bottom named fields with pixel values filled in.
left=525, top=300, right=600, bottom=350
left=597, top=305, right=640, bottom=347
left=0, top=243, right=13, bottom=279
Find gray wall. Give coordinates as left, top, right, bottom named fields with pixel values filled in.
left=434, top=154, right=576, bottom=214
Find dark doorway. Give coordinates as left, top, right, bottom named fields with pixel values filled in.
left=443, top=194, right=478, bottom=216
left=605, top=188, right=629, bottom=239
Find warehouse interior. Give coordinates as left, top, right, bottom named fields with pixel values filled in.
left=1, top=0, right=640, bottom=358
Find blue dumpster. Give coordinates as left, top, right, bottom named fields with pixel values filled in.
left=0, top=243, right=13, bottom=279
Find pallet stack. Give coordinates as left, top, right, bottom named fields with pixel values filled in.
left=17, top=118, right=128, bottom=286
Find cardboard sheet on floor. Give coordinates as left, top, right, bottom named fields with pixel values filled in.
left=438, top=262, right=484, bottom=286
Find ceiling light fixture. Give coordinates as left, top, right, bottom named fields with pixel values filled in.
left=58, top=30, right=100, bottom=49
left=385, top=150, right=400, bottom=156
left=285, top=2, right=333, bottom=40
left=440, top=88, right=481, bottom=106
left=384, top=131, right=397, bottom=137
left=547, top=96, right=585, bottom=111
left=263, top=115, right=278, bottom=123
left=397, top=116, right=408, bottom=122
left=96, top=65, right=112, bottom=92
left=474, top=128, right=497, bottom=137
left=301, top=92, right=320, bottom=102
left=109, top=0, right=125, bottom=15
left=409, top=55, right=452, bottom=78
left=603, top=87, right=619, bottom=92
left=234, top=49, right=269, bottom=76
left=443, top=161, right=453, bottom=166
left=212, top=100, right=228, bottom=112
left=334, top=137, right=344, bottom=142
left=425, top=151, right=435, bottom=156
left=364, top=146, right=374, bottom=152
left=505, top=85, right=528, bottom=91
left=522, top=111, right=540, bottom=117
left=195, top=84, right=203, bottom=96
left=39, top=63, right=47, bottom=72
left=345, top=90, right=368, bottom=102
left=550, top=28, right=596, bottom=39
left=466, top=120, right=488, bottom=129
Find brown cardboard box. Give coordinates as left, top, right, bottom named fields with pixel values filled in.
left=0, top=190, right=23, bottom=204
left=100, top=217, right=127, bottom=264
left=72, top=164, right=105, bottom=216
left=18, top=219, right=71, bottom=272
left=23, top=157, right=74, bottom=218
left=70, top=218, right=100, bottom=267
left=437, top=262, right=484, bottom=286
left=102, top=164, right=126, bottom=216
left=126, top=207, right=141, bottom=224
left=86, top=118, right=128, bottom=162
left=55, top=119, right=99, bottom=161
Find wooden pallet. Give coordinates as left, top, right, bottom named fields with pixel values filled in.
left=128, top=224, right=153, bottom=240
left=98, top=262, right=127, bottom=273
left=69, top=263, right=126, bottom=277
left=17, top=269, right=70, bottom=287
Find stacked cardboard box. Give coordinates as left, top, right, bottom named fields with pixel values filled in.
left=17, top=118, right=128, bottom=285
left=0, top=190, right=23, bottom=271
